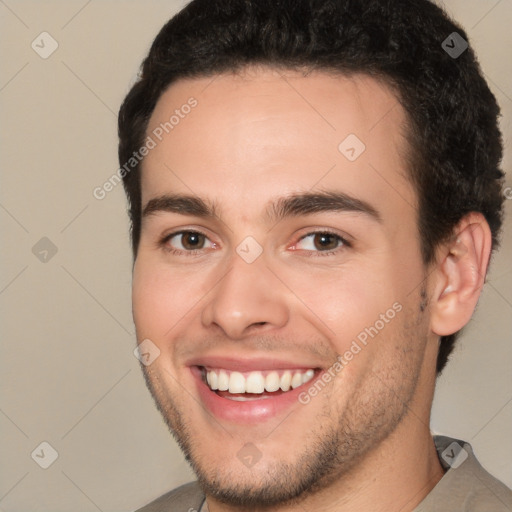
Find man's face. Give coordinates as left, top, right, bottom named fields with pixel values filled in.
left=133, top=68, right=437, bottom=506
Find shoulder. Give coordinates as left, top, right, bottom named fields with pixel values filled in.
left=416, top=436, right=512, bottom=512
left=134, top=481, right=205, bottom=512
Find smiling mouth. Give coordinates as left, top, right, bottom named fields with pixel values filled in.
left=199, top=366, right=319, bottom=401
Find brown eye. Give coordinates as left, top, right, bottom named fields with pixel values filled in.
left=294, top=231, right=348, bottom=254
left=312, top=233, right=339, bottom=251
left=180, top=232, right=206, bottom=250
left=165, top=231, right=214, bottom=252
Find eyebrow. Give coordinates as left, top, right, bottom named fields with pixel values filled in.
left=142, top=190, right=381, bottom=224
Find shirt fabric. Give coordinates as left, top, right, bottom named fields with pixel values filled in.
left=135, top=435, right=512, bottom=511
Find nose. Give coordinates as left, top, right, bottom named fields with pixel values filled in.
left=201, top=252, right=289, bottom=340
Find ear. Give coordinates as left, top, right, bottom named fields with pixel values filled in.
left=430, top=212, right=493, bottom=337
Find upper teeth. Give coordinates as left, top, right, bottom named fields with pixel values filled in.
left=206, top=368, right=315, bottom=394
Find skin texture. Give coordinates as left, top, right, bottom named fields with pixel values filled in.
left=132, top=67, right=491, bottom=512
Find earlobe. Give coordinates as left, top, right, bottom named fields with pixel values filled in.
left=430, top=213, right=492, bottom=337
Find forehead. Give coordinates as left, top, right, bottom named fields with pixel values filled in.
left=141, top=67, right=415, bottom=221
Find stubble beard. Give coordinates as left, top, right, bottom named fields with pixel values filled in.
left=141, top=306, right=428, bottom=508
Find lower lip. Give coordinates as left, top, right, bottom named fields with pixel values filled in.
left=191, top=366, right=319, bottom=424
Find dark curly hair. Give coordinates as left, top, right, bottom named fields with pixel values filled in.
left=118, top=0, right=504, bottom=374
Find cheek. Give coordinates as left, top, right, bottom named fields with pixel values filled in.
left=132, top=257, right=200, bottom=339
left=274, top=256, right=418, bottom=381
left=278, top=260, right=396, bottom=338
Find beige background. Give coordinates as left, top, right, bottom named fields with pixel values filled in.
left=0, top=1, right=510, bottom=511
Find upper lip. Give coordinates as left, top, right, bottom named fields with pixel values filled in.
left=187, top=355, right=323, bottom=373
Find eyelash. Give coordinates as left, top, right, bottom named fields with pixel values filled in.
left=159, top=229, right=351, bottom=258
left=293, top=230, right=352, bottom=257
